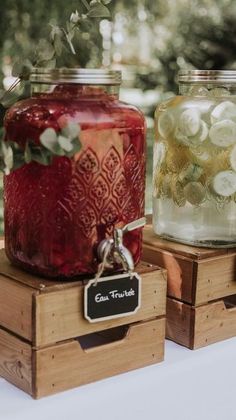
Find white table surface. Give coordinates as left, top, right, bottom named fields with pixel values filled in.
left=0, top=337, right=235, bottom=420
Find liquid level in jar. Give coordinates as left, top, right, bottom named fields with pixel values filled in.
left=153, top=90, right=236, bottom=247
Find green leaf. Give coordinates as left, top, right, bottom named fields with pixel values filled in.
left=70, top=10, right=80, bottom=24
left=53, top=34, right=63, bottom=56
left=31, top=149, right=51, bottom=166
left=81, top=0, right=90, bottom=10
left=40, top=128, right=59, bottom=153
left=13, top=154, right=25, bottom=170
left=50, top=25, right=63, bottom=41
left=65, top=33, right=76, bottom=55
left=36, top=40, right=55, bottom=62
left=12, top=59, right=32, bottom=80
left=24, top=143, right=32, bottom=164
left=2, top=144, right=13, bottom=174
left=68, top=138, right=82, bottom=157
left=58, top=135, right=73, bottom=152
left=42, top=58, right=57, bottom=69
left=101, top=0, right=112, bottom=4
left=87, top=3, right=111, bottom=17
left=62, top=122, right=80, bottom=139
left=0, top=91, right=19, bottom=108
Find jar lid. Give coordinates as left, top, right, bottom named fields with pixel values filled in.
left=178, top=70, right=236, bottom=84
left=30, top=68, right=122, bottom=85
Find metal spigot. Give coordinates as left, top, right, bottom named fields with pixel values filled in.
left=97, top=217, right=146, bottom=272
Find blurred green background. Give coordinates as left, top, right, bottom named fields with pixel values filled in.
left=0, top=0, right=236, bottom=233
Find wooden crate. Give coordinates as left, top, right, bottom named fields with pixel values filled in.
left=0, top=250, right=166, bottom=398
left=143, top=220, right=236, bottom=349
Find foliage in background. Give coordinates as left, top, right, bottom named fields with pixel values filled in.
left=1, top=0, right=236, bottom=97
left=0, top=0, right=236, bottom=230
left=0, top=0, right=112, bottom=125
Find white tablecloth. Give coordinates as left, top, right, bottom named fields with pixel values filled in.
left=0, top=338, right=235, bottom=420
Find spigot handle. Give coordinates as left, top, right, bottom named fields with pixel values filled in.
left=122, top=217, right=146, bottom=234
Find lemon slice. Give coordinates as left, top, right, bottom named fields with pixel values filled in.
left=190, top=147, right=211, bottom=165
left=158, top=111, right=175, bottom=139
left=178, top=108, right=201, bottom=137
left=171, top=176, right=186, bottom=207
left=212, top=170, right=236, bottom=196
left=175, top=126, right=189, bottom=146
left=230, top=144, right=236, bottom=172
left=211, top=101, right=236, bottom=124
left=209, top=120, right=236, bottom=147
left=184, top=182, right=206, bottom=205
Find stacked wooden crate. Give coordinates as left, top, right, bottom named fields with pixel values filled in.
left=0, top=249, right=167, bottom=398
left=143, top=220, right=236, bottom=349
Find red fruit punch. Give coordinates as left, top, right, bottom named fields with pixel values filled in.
left=4, top=82, right=146, bottom=278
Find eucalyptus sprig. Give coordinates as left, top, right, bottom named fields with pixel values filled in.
left=0, top=122, right=81, bottom=175
left=0, top=0, right=112, bottom=109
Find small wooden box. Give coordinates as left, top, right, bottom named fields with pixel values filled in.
left=143, top=220, right=236, bottom=349
left=0, top=250, right=166, bottom=398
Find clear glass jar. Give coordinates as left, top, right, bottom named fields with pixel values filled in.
left=4, top=68, right=146, bottom=277
left=153, top=70, right=236, bottom=247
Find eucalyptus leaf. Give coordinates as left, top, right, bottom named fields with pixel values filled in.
left=12, top=59, right=32, bottom=80
left=70, top=139, right=81, bottom=156
left=24, top=143, right=32, bottom=163
left=87, top=3, right=110, bottom=17
left=58, top=135, right=73, bottom=152
left=65, top=33, right=76, bottom=55
left=13, top=154, right=26, bottom=170
left=81, top=0, right=90, bottom=10
left=50, top=25, right=63, bottom=41
left=3, top=145, right=13, bottom=173
left=70, top=10, right=80, bottom=24
left=40, top=128, right=59, bottom=153
left=42, top=58, right=57, bottom=69
left=101, top=0, right=112, bottom=4
left=62, top=122, right=80, bottom=139
left=36, top=41, right=55, bottom=62
left=31, top=149, right=50, bottom=166
left=54, top=34, right=63, bottom=56
left=1, top=91, right=19, bottom=108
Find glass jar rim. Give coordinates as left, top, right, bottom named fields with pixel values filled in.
left=30, top=67, right=122, bottom=85
left=178, top=69, right=236, bottom=84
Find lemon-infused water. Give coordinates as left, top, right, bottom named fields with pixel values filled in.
left=153, top=70, right=236, bottom=247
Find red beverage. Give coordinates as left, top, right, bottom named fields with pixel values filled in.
left=4, top=69, right=146, bottom=278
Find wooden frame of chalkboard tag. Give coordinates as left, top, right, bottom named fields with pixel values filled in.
left=84, top=272, right=142, bottom=323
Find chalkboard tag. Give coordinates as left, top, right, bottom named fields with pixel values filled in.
left=84, top=272, right=141, bottom=323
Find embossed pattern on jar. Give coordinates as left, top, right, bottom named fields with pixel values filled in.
left=4, top=70, right=146, bottom=277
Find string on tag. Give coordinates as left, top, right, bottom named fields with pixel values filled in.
left=93, top=241, right=112, bottom=287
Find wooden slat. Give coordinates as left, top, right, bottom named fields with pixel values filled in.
left=35, top=268, right=167, bottom=347
left=143, top=222, right=226, bottom=259
left=0, top=249, right=161, bottom=292
left=0, top=250, right=58, bottom=290
left=0, top=328, right=32, bottom=395
left=35, top=318, right=165, bottom=398
left=195, top=254, right=236, bottom=305
left=142, top=244, right=194, bottom=303
left=194, top=300, right=236, bottom=349
left=166, top=298, right=193, bottom=349
left=0, top=275, right=34, bottom=341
